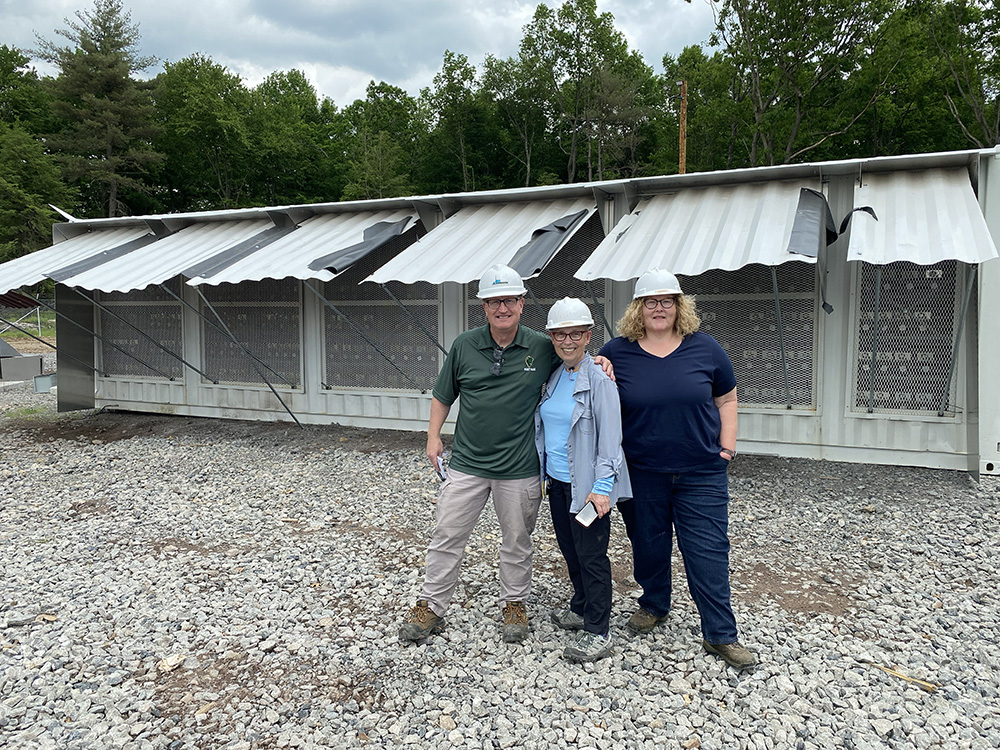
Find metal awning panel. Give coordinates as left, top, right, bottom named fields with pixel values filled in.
left=575, top=180, right=819, bottom=282
left=189, top=209, right=416, bottom=287
left=365, top=198, right=596, bottom=285
left=0, top=227, right=153, bottom=295
left=847, top=168, right=998, bottom=265
left=51, top=220, right=273, bottom=292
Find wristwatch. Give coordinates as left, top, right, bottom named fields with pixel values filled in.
left=721, top=448, right=737, bottom=459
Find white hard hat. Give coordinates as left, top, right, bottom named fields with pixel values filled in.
left=633, top=268, right=683, bottom=299
left=545, top=297, right=595, bottom=330
left=476, top=264, right=527, bottom=299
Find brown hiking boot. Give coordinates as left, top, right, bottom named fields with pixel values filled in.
left=626, top=607, right=668, bottom=634
left=703, top=640, right=757, bottom=669
left=502, top=601, right=530, bottom=643
left=399, top=600, right=444, bottom=642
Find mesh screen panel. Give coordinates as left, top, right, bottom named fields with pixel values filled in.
left=201, top=278, right=302, bottom=387
left=98, top=281, right=183, bottom=379
left=679, top=263, right=817, bottom=409
left=467, top=213, right=608, bottom=354
left=852, top=260, right=961, bottom=414
left=324, top=226, right=439, bottom=391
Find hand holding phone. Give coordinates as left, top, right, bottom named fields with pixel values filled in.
left=575, top=502, right=598, bottom=527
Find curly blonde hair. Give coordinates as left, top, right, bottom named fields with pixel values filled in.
left=616, top=295, right=701, bottom=342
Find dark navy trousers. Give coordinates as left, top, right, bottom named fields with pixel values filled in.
left=617, top=459, right=738, bottom=644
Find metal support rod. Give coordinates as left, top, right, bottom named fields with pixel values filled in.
left=194, top=287, right=303, bottom=429
left=160, top=284, right=296, bottom=388
left=586, top=281, right=613, bottom=339
left=73, top=290, right=219, bottom=384
left=380, top=282, right=448, bottom=355
left=304, top=283, right=424, bottom=392
left=770, top=267, right=793, bottom=409
left=26, top=294, right=175, bottom=380
left=0, top=307, right=38, bottom=334
left=524, top=281, right=543, bottom=312
left=0, top=315, right=106, bottom=376
left=937, top=265, right=977, bottom=416
left=867, top=265, right=884, bottom=413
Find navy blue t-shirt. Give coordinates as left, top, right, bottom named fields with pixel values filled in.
left=598, top=332, right=736, bottom=473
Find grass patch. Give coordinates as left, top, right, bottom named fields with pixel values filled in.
left=0, top=310, right=56, bottom=339
left=3, top=405, right=52, bottom=419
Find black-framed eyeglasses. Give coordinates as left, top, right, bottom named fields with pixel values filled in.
left=550, top=330, right=590, bottom=342
left=642, top=296, right=676, bottom=310
left=490, top=347, right=504, bottom=376
left=484, top=296, right=523, bottom=310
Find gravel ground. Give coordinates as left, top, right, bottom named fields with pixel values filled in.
left=1, top=361, right=999, bottom=749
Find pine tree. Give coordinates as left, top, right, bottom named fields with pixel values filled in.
left=34, top=0, right=162, bottom=217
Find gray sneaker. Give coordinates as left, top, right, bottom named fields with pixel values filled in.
left=550, top=608, right=585, bottom=630
left=563, top=631, right=613, bottom=663
left=626, top=607, right=668, bottom=634
left=399, top=600, right=444, bottom=641
left=502, top=601, right=530, bottom=643
left=702, top=639, right=757, bottom=669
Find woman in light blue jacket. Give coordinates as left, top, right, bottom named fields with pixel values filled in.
left=534, top=298, right=631, bottom=663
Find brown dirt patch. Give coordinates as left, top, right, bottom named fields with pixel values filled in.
left=737, top=561, right=857, bottom=616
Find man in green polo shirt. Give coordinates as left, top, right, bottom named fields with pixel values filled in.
left=399, top=263, right=561, bottom=643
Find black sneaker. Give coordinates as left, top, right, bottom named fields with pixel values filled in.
left=563, top=631, right=613, bottom=663
left=399, top=600, right=444, bottom=641
left=550, top=608, right=585, bottom=630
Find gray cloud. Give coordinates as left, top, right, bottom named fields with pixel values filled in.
left=5, top=0, right=717, bottom=106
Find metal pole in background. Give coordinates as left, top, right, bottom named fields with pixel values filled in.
left=937, top=265, right=978, bottom=416
left=678, top=80, right=687, bottom=175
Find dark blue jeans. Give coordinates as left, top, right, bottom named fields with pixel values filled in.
left=548, top=478, right=612, bottom=635
left=617, top=459, right=738, bottom=644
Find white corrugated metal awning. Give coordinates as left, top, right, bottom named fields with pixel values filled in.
left=366, top=198, right=595, bottom=285
left=0, top=227, right=154, bottom=295
left=49, top=220, right=273, bottom=293
left=847, top=168, right=998, bottom=264
left=575, top=179, right=819, bottom=282
left=188, top=209, right=416, bottom=287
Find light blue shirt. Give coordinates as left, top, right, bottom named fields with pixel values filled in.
left=534, top=354, right=632, bottom=512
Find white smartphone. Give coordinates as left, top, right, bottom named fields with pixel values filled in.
left=575, top=502, right=598, bottom=527
left=436, top=456, right=447, bottom=481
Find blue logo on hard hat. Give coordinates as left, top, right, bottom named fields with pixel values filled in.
left=492, top=277, right=505, bottom=286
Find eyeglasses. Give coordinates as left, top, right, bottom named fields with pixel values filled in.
left=484, top=296, right=523, bottom=310
left=550, top=330, right=590, bottom=342
left=642, top=297, right=676, bottom=310
left=491, top=347, right=504, bottom=376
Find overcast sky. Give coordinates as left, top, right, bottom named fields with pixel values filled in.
left=3, top=0, right=719, bottom=107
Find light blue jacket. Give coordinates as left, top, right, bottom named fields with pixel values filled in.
left=534, top=353, right=632, bottom=513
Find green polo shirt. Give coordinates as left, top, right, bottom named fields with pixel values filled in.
left=433, top=324, right=560, bottom=479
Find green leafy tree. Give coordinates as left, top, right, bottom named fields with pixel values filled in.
left=520, top=0, right=652, bottom=182
left=341, top=82, right=422, bottom=199
left=0, top=122, right=75, bottom=264
left=0, top=45, right=52, bottom=132
left=250, top=69, right=346, bottom=205
left=482, top=52, right=551, bottom=187
left=922, top=0, right=1000, bottom=147
left=152, top=54, right=253, bottom=210
left=710, top=0, right=898, bottom=165
left=34, top=0, right=161, bottom=217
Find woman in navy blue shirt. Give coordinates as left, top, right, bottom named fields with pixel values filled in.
left=598, top=269, right=755, bottom=669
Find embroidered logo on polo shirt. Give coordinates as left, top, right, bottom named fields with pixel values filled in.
left=523, top=355, right=536, bottom=372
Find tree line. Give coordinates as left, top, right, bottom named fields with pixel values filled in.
left=1, top=0, right=997, bottom=265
